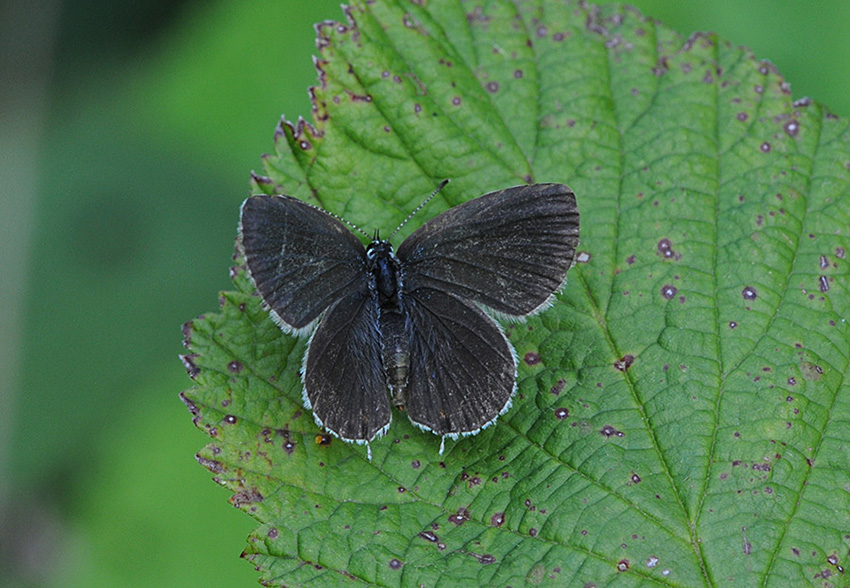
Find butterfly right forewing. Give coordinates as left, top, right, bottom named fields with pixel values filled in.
left=397, top=183, right=579, bottom=317
left=239, top=194, right=368, bottom=331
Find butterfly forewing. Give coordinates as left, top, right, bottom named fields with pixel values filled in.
left=403, top=288, right=515, bottom=436
left=397, top=183, right=579, bottom=317
left=304, top=291, right=391, bottom=442
left=240, top=194, right=368, bottom=330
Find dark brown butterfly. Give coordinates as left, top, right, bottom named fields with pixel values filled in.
left=239, top=183, right=579, bottom=454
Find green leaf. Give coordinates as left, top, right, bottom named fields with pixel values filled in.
left=181, top=1, right=850, bottom=586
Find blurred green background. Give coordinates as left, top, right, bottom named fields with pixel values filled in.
left=0, top=1, right=847, bottom=586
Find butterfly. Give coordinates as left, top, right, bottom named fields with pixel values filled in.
left=239, top=182, right=579, bottom=453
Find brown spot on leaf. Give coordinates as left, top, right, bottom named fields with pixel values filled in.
left=784, top=120, right=800, bottom=137
left=231, top=487, right=264, bottom=508
left=181, top=321, right=193, bottom=347
left=800, top=362, right=823, bottom=381
left=524, top=351, right=542, bottom=365
left=550, top=379, right=566, bottom=395
left=196, top=455, right=223, bottom=473
left=614, top=355, right=634, bottom=371
left=448, top=508, right=470, bottom=526
left=601, top=424, right=623, bottom=437
left=180, top=354, right=200, bottom=378
left=346, top=90, right=372, bottom=103
left=179, top=392, right=199, bottom=416
left=657, top=238, right=679, bottom=259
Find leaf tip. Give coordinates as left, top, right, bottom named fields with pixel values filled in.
left=179, top=354, right=200, bottom=379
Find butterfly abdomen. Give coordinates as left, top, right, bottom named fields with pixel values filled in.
left=380, top=309, right=409, bottom=406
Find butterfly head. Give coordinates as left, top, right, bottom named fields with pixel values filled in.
left=366, top=238, right=394, bottom=262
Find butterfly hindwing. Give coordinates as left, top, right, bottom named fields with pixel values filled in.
left=402, top=287, right=515, bottom=437
left=304, top=291, right=391, bottom=442
left=240, top=194, right=368, bottom=331
left=397, top=183, right=579, bottom=317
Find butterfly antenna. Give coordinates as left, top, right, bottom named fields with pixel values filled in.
left=389, top=179, right=449, bottom=241
left=301, top=200, right=371, bottom=240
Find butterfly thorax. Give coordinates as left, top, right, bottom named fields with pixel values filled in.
left=366, top=240, right=400, bottom=305
left=366, top=240, right=410, bottom=407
